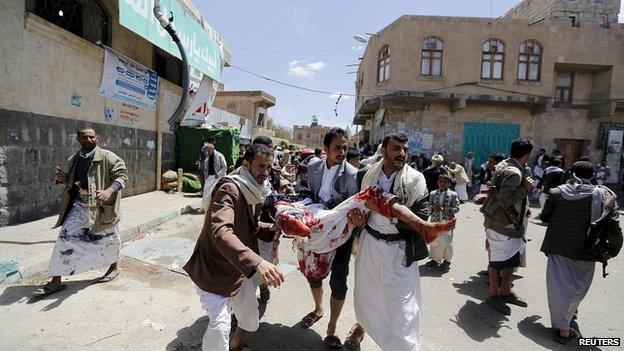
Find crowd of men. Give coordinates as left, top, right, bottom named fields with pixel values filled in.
left=33, top=127, right=622, bottom=351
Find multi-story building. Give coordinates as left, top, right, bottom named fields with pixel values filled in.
left=353, top=0, right=624, bottom=179
left=0, top=0, right=231, bottom=225
left=293, top=124, right=333, bottom=149
left=213, top=90, right=277, bottom=141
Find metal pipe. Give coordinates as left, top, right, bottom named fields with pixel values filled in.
left=153, top=0, right=189, bottom=132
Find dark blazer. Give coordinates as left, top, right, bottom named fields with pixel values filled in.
left=184, top=179, right=272, bottom=297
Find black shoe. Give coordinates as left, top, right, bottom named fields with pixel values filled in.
left=424, top=260, right=439, bottom=268
left=439, top=260, right=451, bottom=272
left=553, top=329, right=577, bottom=344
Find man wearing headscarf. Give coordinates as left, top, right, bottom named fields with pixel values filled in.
left=422, top=154, right=449, bottom=193
left=540, top=161, right=621, bottom=344
left=184, top=144, right=284, bottom=351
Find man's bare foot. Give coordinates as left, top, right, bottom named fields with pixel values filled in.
left=32, top=281, right=66, bottom=297
left=413, top=218, right=457, bottom=243
left=95, top=264, right=119, bottom=283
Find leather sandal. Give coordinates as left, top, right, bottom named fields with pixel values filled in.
left=344, top=324, right=365, bottom=350
left=299, top=312, right=323, bottom=329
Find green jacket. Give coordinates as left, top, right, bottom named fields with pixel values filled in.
left=54, top=146, right=128, bottom=233
left=482, top=158, right=528, bottom=238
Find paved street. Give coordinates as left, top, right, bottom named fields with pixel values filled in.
left=1, top=203, right=622, bottom=350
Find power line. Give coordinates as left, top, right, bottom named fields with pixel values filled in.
left=234, top=64, right=353, bottom=73
left=231, top=46, right=352, bottom=53
left=230, top=65, right=359, bottom=96
left=230, top=65, right=623, bottom=103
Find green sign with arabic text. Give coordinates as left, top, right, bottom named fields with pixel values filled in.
left=119, top=0, right=223, bottom=82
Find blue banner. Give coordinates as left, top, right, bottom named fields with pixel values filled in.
left=100, top=47, right=159, bottom=110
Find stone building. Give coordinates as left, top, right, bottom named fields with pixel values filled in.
left=0, top=0, right=231, bottom=225
left=293, top=125, right=333, bottom=149
left=213, top=90, right=277, bottom=141
left=353, top=0, right=624, bottom=176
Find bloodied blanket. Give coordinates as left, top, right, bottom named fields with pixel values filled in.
left=50, top=202, right=121, bottom=276
left=275, top=186, right=395, bottom=282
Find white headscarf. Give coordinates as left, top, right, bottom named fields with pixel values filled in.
left=205, top=166, right=272, bottom=206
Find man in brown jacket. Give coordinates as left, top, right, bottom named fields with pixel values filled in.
left=33, top=128, right=128, bottom=296
left=184, top=144, right=284, bottom=351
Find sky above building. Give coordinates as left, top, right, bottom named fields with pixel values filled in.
left=198, top=0, right=624, bottom=131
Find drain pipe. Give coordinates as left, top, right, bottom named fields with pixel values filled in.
left=153, top=0, right=189, bottom=132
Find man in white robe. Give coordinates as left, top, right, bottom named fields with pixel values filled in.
left=350, top=133, right=430, bottom=351
left=33, top=128, right=128, bottom=296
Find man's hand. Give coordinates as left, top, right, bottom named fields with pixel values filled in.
left=347, top=208, right=366, bottom=228
left=95, top=188, right=115, bottom=204
left=256, top=260, right=284, bottom=288
left=54, top=165, right=67, bottom=183
left=522, top=176, right=535, bottom=191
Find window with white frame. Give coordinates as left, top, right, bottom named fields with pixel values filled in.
left=421, top=36, right=444, bottom=76
left=518, top=40, right=542, bottom=81
left=481, top=39, right=505, bottom=79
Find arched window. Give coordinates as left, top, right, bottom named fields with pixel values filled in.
left=518, top=40, right=542, bottom=81
left=421, top=36, right=443, bottom=76
left=481, top=39, right=505, bottom=79
left=377, top=45, right=390, bottom=82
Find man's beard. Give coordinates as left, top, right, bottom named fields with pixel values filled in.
left=82, top=143, right=96, bottom=151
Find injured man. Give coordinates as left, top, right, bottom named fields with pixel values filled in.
left=272, top=185, right=456, bottom=283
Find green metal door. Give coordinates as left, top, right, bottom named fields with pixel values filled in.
left=462, top=122, right=520, bottom=166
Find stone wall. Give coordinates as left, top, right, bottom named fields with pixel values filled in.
left=505, top=0, right=621, bottom=23
left=0, top=109, right=176, bottom=226
left=370, top=102, right=623, bottom=165
left=504, top=0, right=550, bottom=20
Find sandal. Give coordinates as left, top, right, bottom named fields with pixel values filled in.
left=486, top=295, right=511, bottom=316
left=553, top=329, right=577, bottom=344
left=501, top=292, right=528, bottom=307
left=229, top=342, right=252, bottom=351
left=32, top=283, right=66, bottom=297
left=324, top=335, right=342, bottom=351
left=344, top=324, right=365, bottom=350
left=299, top=311, right=323, bottom=329
left=94, top=269, right=119, bottom=284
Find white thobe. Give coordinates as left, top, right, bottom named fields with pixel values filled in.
left=197, top=276, right=260, bottom=351
left=485, top=228, right=525, bottom=263
left=455, top=183, right=468, bottom=201
left=546, top=254, right=594, bottom=331
left=50, top=202, right=120, bottom=276
left=354, top=171, right=422, bottom=351
left=202, top=175, right=218, bottom=212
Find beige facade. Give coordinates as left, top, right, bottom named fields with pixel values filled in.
left=0, top=0, right=230, bottom=225
left=293, top=125, right=332, bottom=149
left=213, top=90, right=277, bottom=140
left=354, top=0, right=624, bottom=168
left=505, top=0, right=620, bottom=26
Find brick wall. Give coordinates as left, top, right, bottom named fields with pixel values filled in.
left=0, top=109, right=175, bottom=226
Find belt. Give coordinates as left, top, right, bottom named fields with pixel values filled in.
left=364, top=224, right=405, bottom=242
